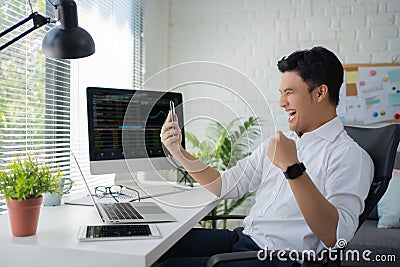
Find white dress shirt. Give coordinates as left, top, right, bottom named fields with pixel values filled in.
left=220, top=117, right=374, bottom=253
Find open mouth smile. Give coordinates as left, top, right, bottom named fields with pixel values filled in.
left=286, top=109, right=296, bottom=122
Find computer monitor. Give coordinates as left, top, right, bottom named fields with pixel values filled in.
left=86, top=87, right=185, bottom=177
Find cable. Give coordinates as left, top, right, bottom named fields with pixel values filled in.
left=28, top=0, right=33, bottom=13
left=46, top=0, right=56, bottom=8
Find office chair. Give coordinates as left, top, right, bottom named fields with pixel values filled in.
left=206, top=124, right=400, bottom=267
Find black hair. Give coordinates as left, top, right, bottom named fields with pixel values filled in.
left=277, top=46, right=343, bottom=107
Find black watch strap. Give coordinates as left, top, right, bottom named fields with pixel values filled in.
left=284, top=162, right=306, bottom=180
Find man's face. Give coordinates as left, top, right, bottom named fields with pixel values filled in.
left=279, top=71, right=320, bottom=134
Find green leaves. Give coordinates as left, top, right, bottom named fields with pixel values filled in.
left=0, top=155, right=64, bottom=201
left=186, top=116, right=262, bottom=171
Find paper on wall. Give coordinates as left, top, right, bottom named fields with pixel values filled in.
left=344, top=96, right=366, bottom=123
left=337, top=71, right=367, bottom=123
left=356, top=66, right=400, bottom=124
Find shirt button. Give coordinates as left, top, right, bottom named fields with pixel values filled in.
left=272, top=191, right=277, bottom=196
left=257, top=211, right=263, bottom=216
left=245, top=226, right=252, bottom=233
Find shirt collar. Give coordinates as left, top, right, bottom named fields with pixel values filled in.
left=306, top=116, right=344, bottom=142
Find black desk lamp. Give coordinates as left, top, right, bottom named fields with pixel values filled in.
left=0, top=0, right=95, bottom=59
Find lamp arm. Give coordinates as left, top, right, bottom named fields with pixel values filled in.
left=0, top=12, right=51, bottom=52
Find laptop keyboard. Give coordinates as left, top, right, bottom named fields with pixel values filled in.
left=101, top=203, right=144, bottom=220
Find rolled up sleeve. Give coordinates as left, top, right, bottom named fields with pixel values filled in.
left=324, top=145, right=374, bottom=247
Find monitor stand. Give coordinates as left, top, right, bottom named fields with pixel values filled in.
left=114, top=170, right=176, bottom=186
left=113, top=170, right=191, bottom=200
left=114, top=170, right=193, bottom=188
left=175, top=169, right=193, bottom=189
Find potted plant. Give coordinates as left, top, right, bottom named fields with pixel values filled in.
left=0, top=155, right=63, bottom=237
left=185, top=116, right=262, bottom=228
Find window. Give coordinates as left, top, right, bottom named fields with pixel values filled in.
left=0, top=0, right=70, bottom=212
left=70, top=0, right=145, bottom=192
left=0, top=0, right=144, bottom=210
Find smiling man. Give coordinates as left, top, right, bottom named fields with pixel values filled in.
left=157, top=46, right=374, bottom=267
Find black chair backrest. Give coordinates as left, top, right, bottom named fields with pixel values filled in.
left=344, top=124, right=400, bottom=228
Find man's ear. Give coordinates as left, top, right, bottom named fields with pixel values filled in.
left=315, top=84, right=329, bottom=103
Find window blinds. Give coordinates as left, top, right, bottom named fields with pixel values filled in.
left=0, top=0, right=145, bottom=210
left=69, top=0, right=145, bottom=193
left=0, top=1, right=71, bottom=213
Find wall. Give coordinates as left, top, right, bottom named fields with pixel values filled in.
left=144, top=0, right=170, bottom=81
left=167, top=0, right=400, bottom=133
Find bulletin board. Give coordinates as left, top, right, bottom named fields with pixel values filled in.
left=338, top=63, right=400, bottom=124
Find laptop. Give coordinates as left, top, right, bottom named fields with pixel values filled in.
left=72, top=152, right=176, bottom=223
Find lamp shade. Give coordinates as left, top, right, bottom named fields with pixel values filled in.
left=42, top=26, right=95, bottom=59
left=41, top=0, right=95, bottom=59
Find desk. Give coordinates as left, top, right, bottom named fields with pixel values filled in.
left=0, top=187, right=218, bottom=267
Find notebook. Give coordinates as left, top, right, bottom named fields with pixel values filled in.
left=72, top=152, right=176, bottom=223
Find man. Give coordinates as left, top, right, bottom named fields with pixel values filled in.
left=158, top=46, right=374, bottom=267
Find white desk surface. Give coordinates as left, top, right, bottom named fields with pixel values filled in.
left=0, top=187, right=218, bottom=267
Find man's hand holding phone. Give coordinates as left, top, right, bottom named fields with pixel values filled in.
left=160, top=101, right=181, bottom=156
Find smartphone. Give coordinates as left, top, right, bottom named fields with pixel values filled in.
left=169, top=101, right=176, bottom=123
left=77, top=224, right=161, bottom=241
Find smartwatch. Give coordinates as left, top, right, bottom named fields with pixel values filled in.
left=284, top=162, right=306, bottom=180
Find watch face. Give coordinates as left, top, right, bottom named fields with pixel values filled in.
left=284, top=163, right=306, bottom=179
